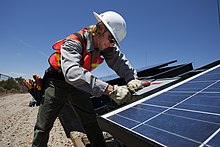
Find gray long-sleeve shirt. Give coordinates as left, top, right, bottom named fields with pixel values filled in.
left=60, top=30, right=137, bottom=97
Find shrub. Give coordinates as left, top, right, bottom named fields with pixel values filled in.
left=0, top=87, right=6, bottom=93
left=0, top=76, right=28, bottom=94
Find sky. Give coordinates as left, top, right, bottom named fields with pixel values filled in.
left=1, top=0, right=220, bottom=79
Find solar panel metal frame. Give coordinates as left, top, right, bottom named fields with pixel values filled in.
left=98, top=63, right=220, bottom=147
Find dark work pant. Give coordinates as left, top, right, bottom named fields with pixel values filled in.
left=32, top=79, right=106, bottom=147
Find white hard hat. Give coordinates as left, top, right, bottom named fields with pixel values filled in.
left=93, top=11, right=127, bottom=46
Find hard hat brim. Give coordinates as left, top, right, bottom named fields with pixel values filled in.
left=93, top=12, right=120, bottom=47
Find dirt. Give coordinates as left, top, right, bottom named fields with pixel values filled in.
left=0, top=93, right=72, bottom=147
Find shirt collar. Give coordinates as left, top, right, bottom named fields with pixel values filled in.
left=84, top=30, right=94, bottom=52
left=84, top=30, right=102, bottom=55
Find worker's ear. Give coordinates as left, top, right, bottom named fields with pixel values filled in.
left=99, top=22, right=105, bottom=28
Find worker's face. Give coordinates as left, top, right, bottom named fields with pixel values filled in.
left=95, top=25, right=116, bottom=50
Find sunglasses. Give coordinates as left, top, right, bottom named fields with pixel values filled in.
left=108, top=34, right=116, bottom=44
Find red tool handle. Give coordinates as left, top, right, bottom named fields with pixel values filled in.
left=141, top=81, right=162, bottom=87
left=141, top=81, right=151, bottom=87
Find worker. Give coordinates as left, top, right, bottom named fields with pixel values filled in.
left=32, top=11, right=143, bottom=147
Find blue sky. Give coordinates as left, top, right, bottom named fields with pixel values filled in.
left=1, top=0, right=220, bottom=79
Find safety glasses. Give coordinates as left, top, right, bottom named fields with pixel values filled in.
left=108, top=34, right=116, bottom=44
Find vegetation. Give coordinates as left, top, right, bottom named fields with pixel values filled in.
left=0, top=77, right=27, bottom=96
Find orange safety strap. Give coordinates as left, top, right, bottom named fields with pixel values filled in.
left=49, top=28, right=104, bottom=72
left=48, top=52, right=61, bottom=70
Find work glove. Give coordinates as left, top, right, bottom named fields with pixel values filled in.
left=109, top=85, right=132, bottom=105
left=127, top=79, right=143, bottom=93
left=23, top=74, right=43, bottom=106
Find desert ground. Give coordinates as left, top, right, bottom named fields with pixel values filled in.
left=0, top=93, right=72, bottom=147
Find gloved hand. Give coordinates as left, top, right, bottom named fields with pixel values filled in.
left=23, top=74, right=43, bottom=106
left=109, top=85, right=132, bottom=105
left=127, top=79, right=143, bottom=93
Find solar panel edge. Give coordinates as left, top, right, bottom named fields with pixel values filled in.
left=98, top=116, right=167, bottom=147
left=102, top=63, right=220, bottom=119
left=99, top=63, right=220, bottom=147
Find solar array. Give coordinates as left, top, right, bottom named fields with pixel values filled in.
left=102, top=64, right=220, bottom=147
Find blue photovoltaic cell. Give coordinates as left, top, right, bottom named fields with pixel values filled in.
left=175, top=102, right=220, bottom=114
left=133, top=104, right=166, bottom=113
left=107, top=114, right=139, bottom=129
left=133, top=124, right=200, bottom=146
left=104, top=64, right=220, bottom=146
left=207, top=131, right=220, bottom=146
left=193, top=68, right=220, bottom=81
left=182, top=92, right=220, bottom=107
left=204, top=81, right=220, bottom=92
left=169, top=81, right=213, bottom=92
left=175, top=92, right=220, bottom=114
left=165, top=109, right=220, bottom=124
left=143, top=114, right=219, bottom=143
left=142, top=92, right=195, bottom=107
left=146, top=114, right=219, bottom=142
left=193, top=73, right=220, bottom=81
left=108, top=105, right=166, bottom=129
left=117, top=107, right=159, bottom=123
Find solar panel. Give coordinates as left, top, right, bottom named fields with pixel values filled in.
left=99, top=60, right=177, bottom=82
left=100, top=64, right=220, bottom=147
